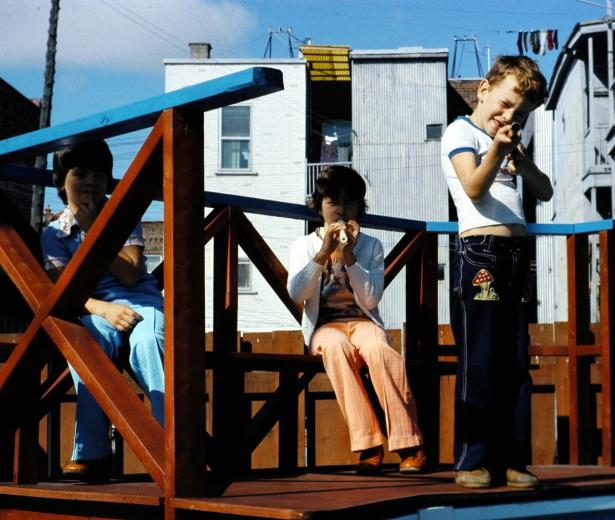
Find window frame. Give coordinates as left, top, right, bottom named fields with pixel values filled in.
left=237, top=257, right=255, bottom=294
left=425, top=123, right=443, bottom=141
left=219, top=105, right=252, bottom=172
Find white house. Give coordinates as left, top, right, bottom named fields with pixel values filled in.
left=165, top=48, right=307, bottom=332
left=541, top=19, right=615, bottom=323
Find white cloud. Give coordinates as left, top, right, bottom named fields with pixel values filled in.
left=0, top=0, right=258, bottom=71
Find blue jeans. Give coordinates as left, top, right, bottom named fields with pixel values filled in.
left=450, top=235, right=532, bottom=473
left=69, top=305, right=165, bottom=461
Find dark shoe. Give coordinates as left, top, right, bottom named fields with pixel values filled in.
left=398, top=446, right=428, bottom=473
left=356, top=445, right=384, bottom=475
left=62, top=458, right=112, bottom=482
left=455, top=467, right=491, bottom=488
left=506, top=467, right=539, bottom=489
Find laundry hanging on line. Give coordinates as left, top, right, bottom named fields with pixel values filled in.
left=516, top=29, right=558, bottom=55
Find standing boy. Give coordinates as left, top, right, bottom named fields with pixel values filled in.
left=441, top=56, right=552, bottom=489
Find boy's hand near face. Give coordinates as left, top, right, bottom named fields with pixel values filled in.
left=72, top=196, right=99, bottom=232
left=314, top=221, right=345, bottom=264
left=493, top=123, right=522, bottom=157
left=342, top=220, right=359, bottom=266
left=505, top=141, right=554, bottom=201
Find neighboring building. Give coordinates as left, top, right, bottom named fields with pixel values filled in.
left=143, top=221, right=163, bottom=273
left=0, top=77, right=40, bottom=221
left=0, top=78, right=40, bottom=334
left=165, top=46, right=308, bottom=332
left=350, top=47, right=450, bottom=327
left=542, top=19, right=615, bottom=323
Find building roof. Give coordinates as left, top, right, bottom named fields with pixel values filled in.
left=163, top=58, right=305, bottom=65
left=350, top=47, right=448, bottom=60
left=546, top=19, right=611, bottom=109
left=298, top=45, right=351, bottom=81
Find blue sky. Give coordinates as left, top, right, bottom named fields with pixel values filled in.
left=1, top=0, right=608, bottom=220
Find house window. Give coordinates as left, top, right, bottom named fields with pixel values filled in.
left=426, top=124, right=443, bottom=141
left=145, top=254, right=162, bottom=273
left=221, top=106, right=251, bottom=170
left=238, top=258, right=253, bottom=293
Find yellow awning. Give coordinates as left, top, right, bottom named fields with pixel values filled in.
left=299, top=45, right=351, bottom=82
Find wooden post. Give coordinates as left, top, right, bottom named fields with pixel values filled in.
left=567, top=233, right=593, bottom=464
left=405, top=232, right=439, bottom=461
left=163, top=108, right=206, bottom=509
left=13, top=349, right=42, bottom=483
left=213, top=207, right=247, bottom=474
left=600, top=229, right=615, bottom=465
left=278, top=371, right=299, bottom=471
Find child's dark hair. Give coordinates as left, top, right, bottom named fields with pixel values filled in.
left=485, top=55, right=548, bottom=107
left=52, top=141, right=113, bottom=204
left=308, top=165, right=367, bottom=216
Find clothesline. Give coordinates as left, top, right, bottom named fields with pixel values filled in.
left=508, top=29, right=559, bottom=56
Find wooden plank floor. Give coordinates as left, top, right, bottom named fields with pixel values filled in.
left=1, top=465, right=615, bottom=519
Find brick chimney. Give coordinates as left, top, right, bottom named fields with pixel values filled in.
left=189, top=43, right=212, bottom=59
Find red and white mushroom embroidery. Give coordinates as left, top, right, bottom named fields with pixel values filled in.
left=472, top=269, right=499, bottom=301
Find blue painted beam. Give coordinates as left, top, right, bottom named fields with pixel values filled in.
left=528, top=222, right=576, bottom=235
left=0, top=67, right=283, bottom=159
left=0, top=165, right=55, bottom=187
left=574, top=219, right=614, bottom=233
left=204, top=191, right=425, bottom=232
left=427, top=221, right=458, bottom=234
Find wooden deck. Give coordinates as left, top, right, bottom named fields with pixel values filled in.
left=1, top=465, right=615, bottom=519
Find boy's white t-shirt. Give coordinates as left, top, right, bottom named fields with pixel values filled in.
left=441, top=116, right=526, bottom=234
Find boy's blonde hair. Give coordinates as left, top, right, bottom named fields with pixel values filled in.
left=486, top=55, right=548, bottom=107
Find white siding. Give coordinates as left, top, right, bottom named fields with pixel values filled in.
left=533, top=106, right=560, bottom=323
left=165, top=60, right=307, bottom=332
left=351, top=54, right=449, bottom=329
left=549, top=57, right=608, bottom=323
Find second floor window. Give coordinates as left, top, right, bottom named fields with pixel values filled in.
left=221, top=106, right=251, bottom=170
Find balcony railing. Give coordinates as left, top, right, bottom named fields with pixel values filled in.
left=306, top=161, right=352, bottom=197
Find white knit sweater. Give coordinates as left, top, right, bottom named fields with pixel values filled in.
left=287, top=231, right=385, bottom=346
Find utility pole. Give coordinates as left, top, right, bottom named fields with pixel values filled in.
left=450, top=36, right=485, bottom=78
left=31, top=0, right=60, bottom=232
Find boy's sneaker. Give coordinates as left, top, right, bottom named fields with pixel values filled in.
left=506, top=468, right=539, bottom=489
left=62, top=457, right=112, bottom=483
left=454, top=467, right=491, bottom=488
left=398, top=446, right=428, bottom=473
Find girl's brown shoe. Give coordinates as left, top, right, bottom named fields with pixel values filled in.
left=356, top=445, right=384, bottom=475
left=398, top=446, right=428, bottom=473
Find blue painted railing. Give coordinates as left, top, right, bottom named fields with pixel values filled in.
left=0, top=67, right=283, bottom=158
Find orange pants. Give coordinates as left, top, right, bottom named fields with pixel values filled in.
left=309, top=320, right=423, bottom=452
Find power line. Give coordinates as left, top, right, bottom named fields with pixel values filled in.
left=95, top=0, right=188, bottom=54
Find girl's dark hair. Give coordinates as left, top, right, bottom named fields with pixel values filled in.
left=308, top=165, right=368, bottom=216
left=52, top=141, right=113, bottom=203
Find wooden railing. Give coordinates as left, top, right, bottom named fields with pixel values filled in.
left=0, top=64, right=614, bottom=518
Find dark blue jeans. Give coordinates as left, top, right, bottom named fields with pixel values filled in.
left=450, top=235, right=532, bottom=474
